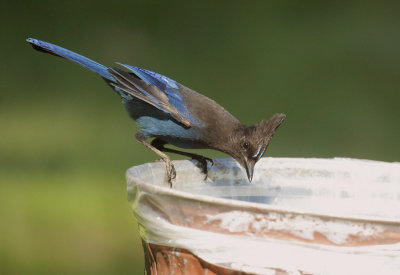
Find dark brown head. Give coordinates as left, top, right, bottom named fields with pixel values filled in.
left=228, top=113, right=286, bottom=182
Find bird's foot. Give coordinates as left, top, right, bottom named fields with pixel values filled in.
left=193, top=156, right=214, bottom=180
left=164, top=159, right=176, bottom=187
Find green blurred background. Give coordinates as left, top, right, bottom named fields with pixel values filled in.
left=1, top=1, right=399, bottom=274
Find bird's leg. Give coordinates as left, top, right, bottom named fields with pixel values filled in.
left=151, top=138, right=213, bottom=179
left=135, top=132, right=176, bottom=186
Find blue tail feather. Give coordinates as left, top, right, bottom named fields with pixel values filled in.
left=26, top=38, right=115, bottom=81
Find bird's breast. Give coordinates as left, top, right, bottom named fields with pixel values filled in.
left=136, top=116, right=207, bottom=149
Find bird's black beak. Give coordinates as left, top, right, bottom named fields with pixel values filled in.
left=244, top=159, right=255, bottom=182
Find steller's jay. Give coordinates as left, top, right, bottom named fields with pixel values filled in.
left=27, top=38, right=285, bottom=185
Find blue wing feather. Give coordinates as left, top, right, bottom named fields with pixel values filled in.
left=118, top=64, right=200, bottom=126
left=118, top=63, right=180, bottom=90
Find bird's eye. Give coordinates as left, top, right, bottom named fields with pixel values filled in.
left=242, top=141, right=249, bottom=150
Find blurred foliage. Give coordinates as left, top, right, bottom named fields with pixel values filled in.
left=1, top=1, right=399, bottom=274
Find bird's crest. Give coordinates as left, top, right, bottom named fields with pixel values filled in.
left=258, top=113, right=286, bottom=143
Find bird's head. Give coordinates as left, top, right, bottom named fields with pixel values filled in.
left=229, top=113, right=286, bottom=182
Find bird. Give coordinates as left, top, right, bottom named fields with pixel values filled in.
left=26, top=38, right=286, bottom=185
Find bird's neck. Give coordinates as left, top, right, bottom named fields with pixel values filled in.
left=206, top=122, right=245, bottom=157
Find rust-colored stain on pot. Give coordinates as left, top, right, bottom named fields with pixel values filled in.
left=143, top=241, right=298, bottom=275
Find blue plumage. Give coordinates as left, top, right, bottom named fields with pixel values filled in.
left=27, top=38, right=286, bottom=184
left=26, top=38, right=114, bottom=81
left=119, top=64, right=180, bottom=90
left=118, top=63, right=201, bottom=126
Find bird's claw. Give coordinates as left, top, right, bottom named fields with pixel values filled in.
left=164, top=159, right=176, bottom=187
left=193, top=156, right=213, bottom=180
